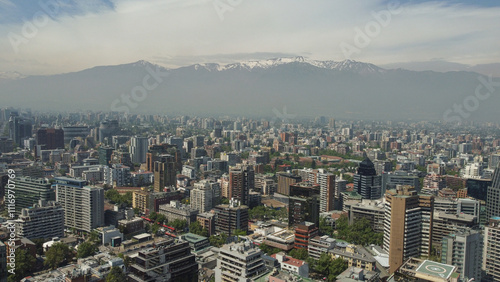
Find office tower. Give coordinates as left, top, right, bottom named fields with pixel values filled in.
left=8, top=113, right=32, bottom=146
left=153, top=154, right=176, bottom=192
left=381, top=171, right=420, bottom=194
left=441, top=229, right=482, bottom=281
left=98, top=146, right=114, bottom=167
left=215, top=241, right=266, bottom=282
left=15, top=177, right=55, bottom=212
left=62, top=126, right=90, bottom=144
left=329, top=118, right=335, bottom=129
left=193, top=135, right=205, bottom=148
left=55, top=178, right=104, bottom=232
left=354, top=158, right=382, bottom=200
left=228, top=165, right=254, bottom=206
left=486, top=166, right=500, bottom=220
left=289, top=182, right=320, bottom=226
left=191, top=180, right=221, bottom=213
left=277, top=173, right=302, bottom=195
left=214, top=199, right=249, bottom=236
left=128, top=239, right=198, bottom=282
left=483, top=217, right=500, bottom=281
left=317, top=172, right=335, bottom=212
left=129, top=136, right=148, bottom=164
left=383, top=185, right=434, bottom=273
left=15, top=200, right=64, bottom=240
left=146, top=143, right=181, bottom=172
left=36, top=128, right=64, bottom=150
left=294, top=222, right=319, bottom=250
left=99, top=119, right=119, bottom=144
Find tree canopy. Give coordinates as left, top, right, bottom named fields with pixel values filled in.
left=7, top=249, right=35, bottom=282
left=105, top=189, right=132, bottom=206
left=314, top=253, right=348, bottom=281
left=189, top=221, right=208, bottom=237
left=209, top=233, right=228, bottom=247
left=77, top=241, right=98, bottom=258
left=289, top=248, right=309, bottom=260
left=44, top=242, right=73, bottom=270
left=335, top=215, right=383, bottom=246
left=106, top=266, right=127, bottom=282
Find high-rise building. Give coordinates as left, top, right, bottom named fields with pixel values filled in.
left=153, top=154, right=177, bottom=192
left=0, top=241, right=6, bottom=282
left=215, top=241, right=267, bottom=282
left=99, top=119, right=120, bottom=144
left=8, top=113, right=32, bottom=146
left=289, top=182, right=320, bottom=226
left=381, top=170, right=420, bottom=194
left=277, top=173, right=302, bottom=196
left=62, top=126, right=90, bottom=144
left=354, top=158, right=382, bottom=200
left=383, top=185, right=434, bottom=273
left=130, top=136, right=148, bottom=164
left=191, top=180, right=221, bottom=213
left=128, top=239, right=198, bottom=282
left=15, top=177, right=55, bottom=212
left=98, top=146, right=114, bottom=167
left=441, top=229, right=482, bottom=281
left=294, top=222, right=319, bottom=250
left=36, top=128, right=64, bottom=150
left=228, top=165, right=254, bottom=206
left=214, top=199, right=249, bottom=236
left=486, top=166, right=500, bottom=220
left=317, top=172, right=335, bottom=212
left=54, top=177, right=104, bottom=232
left=15, top=200, right=64, bottom=240
left=483, top=217, right=500, bottom=281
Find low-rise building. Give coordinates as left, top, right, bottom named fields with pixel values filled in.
left=308, top=235, right=336, bottom=260
left=180, top=233, right=210, bottom=252
left=329, top=244, right=376, bottom=271
left=272, top=252, right=309, bottom=278
left=159, top=200, right=198, bottom=226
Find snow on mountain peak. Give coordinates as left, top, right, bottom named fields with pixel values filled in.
left=192, top=57, right=384, bottom=73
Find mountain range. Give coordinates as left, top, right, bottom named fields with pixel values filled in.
left=0, top=57, right=498, bottom=121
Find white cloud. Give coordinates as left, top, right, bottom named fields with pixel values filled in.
left=0, top=0, right=498, bottom=74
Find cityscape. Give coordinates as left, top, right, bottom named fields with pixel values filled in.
left=0, top=1, right=500, bottom=282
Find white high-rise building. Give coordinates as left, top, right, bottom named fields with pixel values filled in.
left=191, top=180, right=221, bottom=213
left=130, top=136, right=148, bottom=164
left=55, top=179, right=104, bottom=233
left=483, top=217, right=500, bottom=281
left=442, top=229, right=482, bottom=281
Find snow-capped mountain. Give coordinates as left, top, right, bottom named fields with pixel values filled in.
left=0, top=71, right=26, bottom=80
left=0, top=58, right=495, bottom=121
left=188, top=57, right=384, bottom=73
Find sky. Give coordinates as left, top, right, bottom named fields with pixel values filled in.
left=0, top=0, right=499, bottom=75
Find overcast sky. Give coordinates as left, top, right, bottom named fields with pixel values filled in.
left=0, top=0, right=499, bottom=75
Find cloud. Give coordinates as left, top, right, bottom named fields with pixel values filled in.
left=0, top=0, right=498, bottom=74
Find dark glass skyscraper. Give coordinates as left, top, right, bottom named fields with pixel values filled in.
left=354, top=158, right=382, bottom=199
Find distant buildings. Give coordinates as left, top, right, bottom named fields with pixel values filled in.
left=153, top=154, right=176, bottom=192
left=36, top=127, right=64, bottom=150
left=130, top=136, right=148, bottom=164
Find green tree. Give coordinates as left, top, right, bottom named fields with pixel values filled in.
left=289, top=248, right=308, bottom=260
left=315, top=253, right=348, bottom=281
left=171, top=219, right=187, bottom=231
left=209, top=233, right=228, bottom=247
left=151, top=223, right=160, bottom=236
left=156, top=214, right=167, bottom=224
left=189, top=221, right=208, bottom=237
left=118, top=253, right=134, bottom=268
left=335, top=215, right=383, bottom=246
left=149, top=211, right=158, bottom=222
left=7, top=249, right=35, bottom=282
left=220, top=198, right=230, bottom=204
left=77, top=241, right=97, bottom=258
left=32, top=238, right=46, bottom=255
left=258, top=243, right=281, bottom=256
left=44, top=242, right=73, bottom=270
left=106, top=266, right=127, bottom=282
left=319, top=216, right=334, bottom=236
left=88, top=230, right=100, bottom=244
